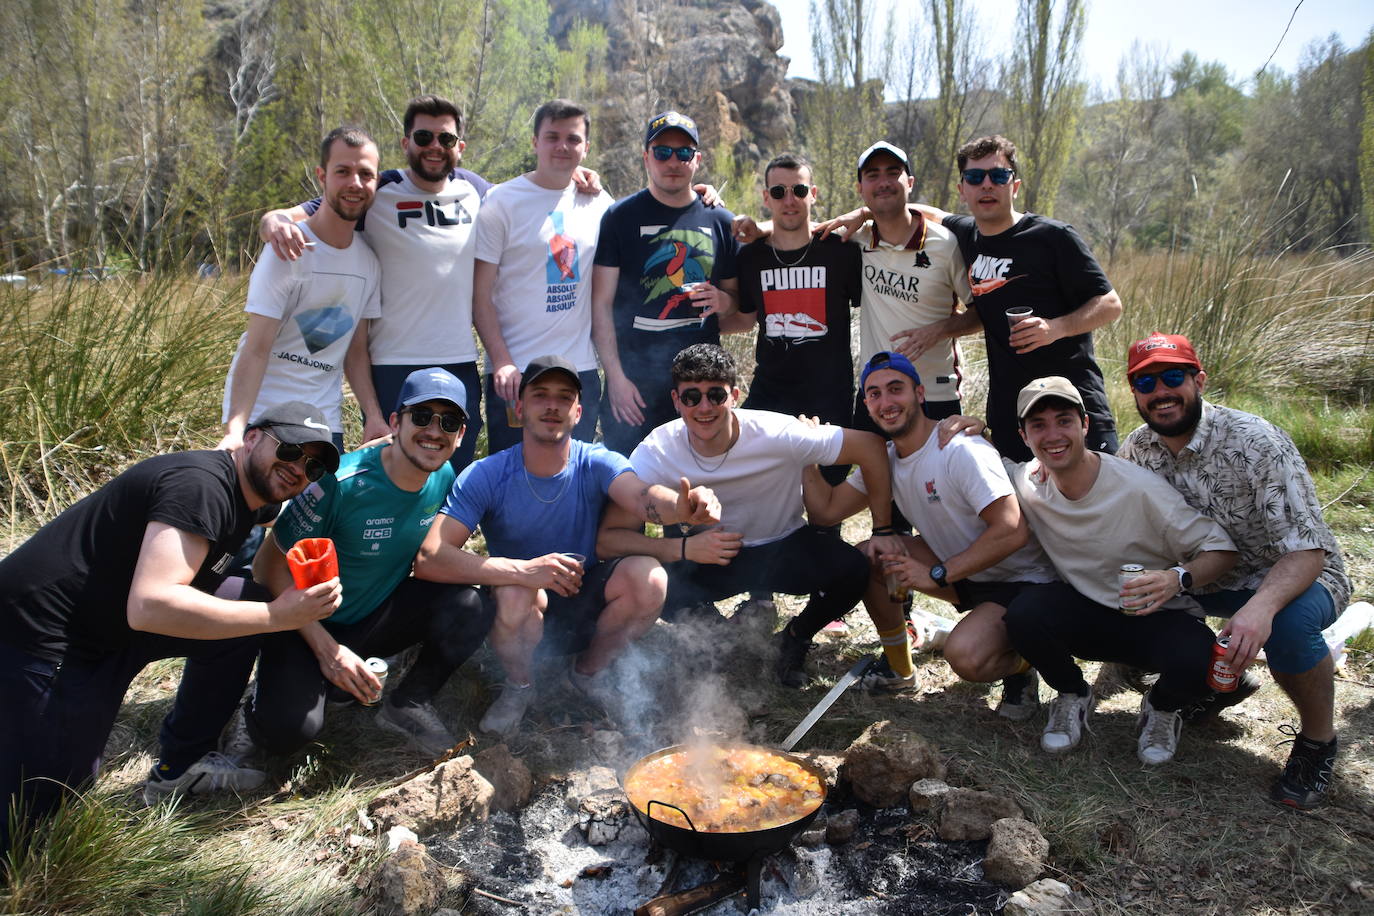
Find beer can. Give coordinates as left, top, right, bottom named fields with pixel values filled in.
left=1118, top=564, right=1147, bottom=614
left=363, top=656, right=389, bottom=706
left=1206, top=637, right=1239, bottom=692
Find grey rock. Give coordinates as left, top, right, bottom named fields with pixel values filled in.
left=578, top=790, right=631, bottom=846
left=368, top=840, right=446, bottom=916
left=565, top=765, right=620, bottom=810
left=908, top=778, right=952, bottom=813
left=367, top=756, right=493, bottom=836
left=842, top=721, right=946, bottom=807
left=984, top=817, right=1049, bottom=889
left=936, top=788, right=1025, bottom=841
left=825, top=809, right=861, bottom=845
left=1004, top=878, right=1087, bottom=915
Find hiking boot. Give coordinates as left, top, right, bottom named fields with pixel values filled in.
left=1136, top=693, right=1184, bottom=765
left=1269, top=728, right=1338, bottom=811
left=1041, top=688, right=1095, bottom=754
left=569, top=666, right=621, bottom=716
left=479, top=681, right=535, bottom=738
left=774, top=626, right=812, bottom=688
left=996, top=670, right=1041, bottom=722
left=860, top=656, right=917, bottom=692
left=376, top=699, right=457, bottom=757
left=1181, top=669, right=1262, bottom=723
left=142, top=751, right=266, bottom=806
left=219, top=707, right=261, bottom=766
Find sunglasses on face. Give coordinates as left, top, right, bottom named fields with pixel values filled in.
left=650, top=145, right=697, bottom=162
left=403, top=406, right=464, bottom=433
left=1130, top=368, right=1195, bottom=394
left=767, top=183, right=811, bottom=200
left=410, top=129, right=460, bottom=149
left=962, top=167, right=1015, bottom=186
left=263, top=432, right=328, bottom=482
left=677, top=386, right=729, bottom=407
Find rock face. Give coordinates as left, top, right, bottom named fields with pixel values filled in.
left=935, top=788, right=1025, bottom=842
left=367, top=756, right=494, bottom=835
left=368, top=840, right=447, bottom=916
left=548, top=0, right=795, bottom=191
left=473, top=744, right=534, bottom=812
left=842, top=721, right=946, bottom=808
left=983, top=817, right=1049, bottom=889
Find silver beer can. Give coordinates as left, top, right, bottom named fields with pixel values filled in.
left=1118, top=564, right=1147, bottom=614
left=363, top=656, right=388, bottom=706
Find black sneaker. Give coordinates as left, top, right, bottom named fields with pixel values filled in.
left=995, top=670, right=1041, bottom=722
left=859, top=656, right=917, bottom=692
left=1269, top=728, right=1338, bottom=811
left=1181, top=669, right=1262, bottom=723
left=774, top=626, right=811, bottom=688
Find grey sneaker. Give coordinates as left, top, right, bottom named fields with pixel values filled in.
left=995, top=670, right=1041, bottom=722
left=1041, top=688, right=1095, bottom=754
left=479, top=681, right=535, bottom=738
left=219, top=707, right=261, bottom=766
left=376, top=699, right=457, bottom=757
left=569, top=666, right=621, bottom=716
left=1136, top=693, right=1184, bottom=765
left=142, top=751, right=266, bottom=805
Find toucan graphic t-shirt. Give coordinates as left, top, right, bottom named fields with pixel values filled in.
left=224, top=222, right=381, bottom=433
left=473, top=175, right=612, bottom=372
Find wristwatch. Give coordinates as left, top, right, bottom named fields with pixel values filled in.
left=1170, top=565, right=1193, bottom=593
left=930, top=564, right=949, bottom=588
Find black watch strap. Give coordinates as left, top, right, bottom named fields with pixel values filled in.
left=930, top=564, right=949, bottom=588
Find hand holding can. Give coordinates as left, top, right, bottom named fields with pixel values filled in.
left=882, top=553, right=910, bottom=603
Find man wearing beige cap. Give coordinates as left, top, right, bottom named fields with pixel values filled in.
left=1119, top=333, right=1351, bottom=809
left=1000, top=377, right=1237, bottom=765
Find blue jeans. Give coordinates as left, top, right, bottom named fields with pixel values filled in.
left=371, top=362, right=483, bottom=472
left=1193, top=583, right=1337, bottom=674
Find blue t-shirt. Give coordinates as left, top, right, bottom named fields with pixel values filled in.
left=440, top=440, right=632, bottom=564
left=275, top=444, right=456, bottom=625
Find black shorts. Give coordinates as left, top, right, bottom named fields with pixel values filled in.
left=951, top=579, right=1041, bottom=613
left=523, top=557, right=624, bottom=657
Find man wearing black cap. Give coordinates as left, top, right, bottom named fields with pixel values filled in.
left=0, top=402, right=342, bottom=844
left=416, top=355, right=720, bottom=738
left=592, top=110, right=742, bottom=457
left=218, top=369, right=493, bottom=765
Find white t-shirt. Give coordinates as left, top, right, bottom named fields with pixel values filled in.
left=848, top=434, right=1055, bottom=584
left=473, top=176, right=612, bottom=372
left=631, top=408, right=844, bottom=547
left=1007, top=452, right=1236, bottom=609
left=223, top=223, right=381, bottom=433
left=852, top=217, right=971, bottom=403
left=361, top=171, right=483, bottom=365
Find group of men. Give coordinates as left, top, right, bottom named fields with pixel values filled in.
left=0, top=99, right=1355, bottom=855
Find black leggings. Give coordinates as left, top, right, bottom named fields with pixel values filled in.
left=246, top=578, right=493, bottom=754
left=1003, top=581, right=1213, bottom=711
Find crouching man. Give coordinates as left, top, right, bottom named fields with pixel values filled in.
left=415, top=355, right=719, bottom=738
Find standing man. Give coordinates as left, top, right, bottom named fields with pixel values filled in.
left=730, top=152, right=862, bottom=484
left=222, top=127, right=384, bottom=451
left=1119, top=333, right=1351, bottom=808
left=231, top=370, right=493, bottom=762
left=1, top=403, right=342, bottom=844
left=1002, top=378, right=1236, bottom=765
left=592, top=111, right=741, bottom=456
left=802, top=352, right=1056, bottom=714
left=597, top=344, right=902, bottom=688
left=415, top=355, right=719, bottom=738
left=473, top=99, right=613, bottom=453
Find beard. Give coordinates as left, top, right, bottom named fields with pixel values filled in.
left=407, top=145, right=456, bottom=183
left=1138, top=391, right=1203, bottom=438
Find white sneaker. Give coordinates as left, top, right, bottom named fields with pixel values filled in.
left=568, top=666, right=620, bottom=716
left=142, top=751, right=266, bottom=805
left=1041, top=688, right=1095, bottom=754
left=218, top=707, right=260, bottom=766
left=376, top=699, right=457, bottom=757
left=479, top=681, right=534, bottom=738
left=1136, top=694, right=1183, bottom=765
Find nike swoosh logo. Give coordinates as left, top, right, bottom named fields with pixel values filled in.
left=303, top=418, right=330, bottom=432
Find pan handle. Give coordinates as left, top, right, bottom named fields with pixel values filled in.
left=646, top=799, right=698, bottom=833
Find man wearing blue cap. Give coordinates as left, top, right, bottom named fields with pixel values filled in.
left=804, top=352, right=1056, bottom=713
left=214, top=368, right=493, bottom=767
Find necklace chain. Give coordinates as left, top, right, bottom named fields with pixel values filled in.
left=524, top=465, right=571, bottom=504
left=684, top=425, right=734, bottom=473
left=770, top=236, right=813, bottom=268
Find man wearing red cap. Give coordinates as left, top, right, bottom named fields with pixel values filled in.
left=1119, top=333, right=1352, bottom=809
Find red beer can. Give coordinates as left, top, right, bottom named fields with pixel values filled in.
left=1207, top=636, right=1239, bottom=692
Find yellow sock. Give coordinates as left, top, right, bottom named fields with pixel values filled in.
left=1010, top=655, right=1031, bottom=676
left=878, top=625, right=914, bottom=677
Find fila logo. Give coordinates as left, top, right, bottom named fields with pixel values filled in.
left=396, top=200, right=473, bottom=229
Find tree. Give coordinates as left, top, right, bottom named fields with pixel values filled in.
left=1363, top=31, right=1374, bottom=244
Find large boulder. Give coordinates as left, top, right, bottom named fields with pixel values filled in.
left=473, top=744, right=533, bottom=812
left=367, top=756, right=494, bottom=835
left=935, top=788, right=1024, bottom=841
left=983, top=817, right=1049, bottom=889
left=842, top=721, right=946, bottom=807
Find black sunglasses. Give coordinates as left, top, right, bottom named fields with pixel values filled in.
left=1131, top=368, right=1195, bottom=394
left=263, top=431, right=328, bottom=482
left=767, top=183, right=811, bottom=200
left=651, top=145, right=697, bottom=162
left=962, top=167, right=1015, bottom=186
left=403, top=405, right=464, bottom=433
left=410, top=129, right=460, bottom=149
left=678, top=386, right=729, bottom=407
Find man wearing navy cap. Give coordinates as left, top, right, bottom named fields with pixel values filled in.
left=0, top=401, right=342, bottom=842
left=222, top=368, right=492, bottom=764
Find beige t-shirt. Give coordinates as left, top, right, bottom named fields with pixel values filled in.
left=1007, top=452, right=1235, bottom=609
left=853, top=215, right=972, bottom=404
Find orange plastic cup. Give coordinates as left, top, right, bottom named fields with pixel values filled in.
left=285, top=537, right=338, bottom=589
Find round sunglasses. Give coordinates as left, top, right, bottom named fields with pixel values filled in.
left=262, top=431, right=328, bottom=482
left=403, top=405, right=464, bottom=433
left=677, top=386, right=729, bottom=407
left=1130, top=367, right=1196, bottom=394
left=410, top=129, right=460, bottom=149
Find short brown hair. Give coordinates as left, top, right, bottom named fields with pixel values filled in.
left=319, top=127, right=376, bottom=169
left=532, top=99, right=590, bottom=137
left=956, top=135, right=1018, bottom=174
left=403, top=95, right=463, bottom=137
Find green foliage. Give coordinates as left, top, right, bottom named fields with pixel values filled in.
left=1364, top=32, right=1374, bottom=244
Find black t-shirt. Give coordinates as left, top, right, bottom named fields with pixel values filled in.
left=943, top=212, right=1116, bottom=460
left=737, top=235, right=862, bottom=425
left=0, top=450, right=259, bottom=663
